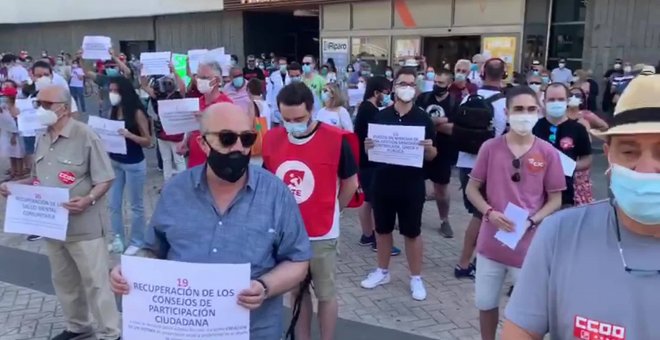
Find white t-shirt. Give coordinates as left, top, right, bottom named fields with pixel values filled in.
left=316, top=107, right=353, bottom=132
left=468, top=70, right=483, bottom=88
left=8, top=65, right=29, bottom=84
left=69, top=67, right=84, bottom=87
left=455, top=87, right=507, bottom=169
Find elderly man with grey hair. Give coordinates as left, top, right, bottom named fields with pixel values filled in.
left=223, top=66, right=252, bottom=114
left=179, top=59, right=234, bottom=169
left=0, top=84, right=119, bottom=340
left=450, top=58, right=478, bottom=100
left=110, top=102, right=312, bottom=340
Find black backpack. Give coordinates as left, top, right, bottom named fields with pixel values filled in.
left=452, top=93, right=504, bottom=154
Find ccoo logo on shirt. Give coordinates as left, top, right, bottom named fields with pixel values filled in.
left=573, top=315, right=626, bottom=340
left=275, top=160, right=315, bottom=204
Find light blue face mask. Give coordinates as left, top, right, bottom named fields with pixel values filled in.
left=283, top=120, right=309, bottom=136
left=610, top=164, right=660, bottom=225
left=302, top=64, right=312, bottom=74
left=426, top=72, right=436, bottom=80
left=455, top=73, right=467, bottom=81
left=321, top=91, right=331, bottom=103
left=545, top=101, right=567, bottom=118
left=290, top=76, right=301, bottom=83
left=381, top=94, right=392, bottom=107
left=232, top=76, right=245, bottom=88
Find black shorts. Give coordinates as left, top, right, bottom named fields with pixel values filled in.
left=372, top=193, right=425, bottom=238
left=458, top=167, right=482, bottom=219
left=359, top=167, right=375, bottom=203
left=425, top=156, right=452, bottom=185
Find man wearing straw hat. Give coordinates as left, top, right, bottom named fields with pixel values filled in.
left=502, top=75, right=660, bottom=339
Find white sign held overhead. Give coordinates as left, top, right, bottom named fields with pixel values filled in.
left=140, top=52, right=172, bottom=76
left=188, top=49, right=209, bottom=74
left=82, top=36, right=112, bottom=60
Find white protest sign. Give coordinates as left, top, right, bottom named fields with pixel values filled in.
left=82, top=36, right=112, bottom=60
left=157, top=98, right=200, bottom=135
left=141, top=52, right=172, bottom=76
left=347, top=88, right=364, bottom=107
left=367, top=123, right=425, bottom=168
left=494, top=203, right=531, bottom=250
left=558, top=150, right=577, bottom=177
left=121, top=256, right=250, bottom=340
left=87, top=116, right=127, bottom=154
left=3, top=184, right=70, bottom=241
left=188, top=49, right=209, bottom=74
left=16, top=99, right=45, bottom=137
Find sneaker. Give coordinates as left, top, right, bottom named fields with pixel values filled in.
left=439, top=221, right=454, bottom=238
left=358, top=234, right=375, bottom=246
left=410, top=277, right=427, bottom=301
left=454, top=263, right=476, bottom=279
left=360, top=270, right=391, bottom=289
left=124, top=245, right=141, bottom=256
left=26, top=235, right=42, bottom=241
left=371, top=242, right=401, bottom=256
left=51, top=330, right=90, bottom=340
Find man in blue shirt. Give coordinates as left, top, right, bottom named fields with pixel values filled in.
left=110, top=103, right=312, bottom=339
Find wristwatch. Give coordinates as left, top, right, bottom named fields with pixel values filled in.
left=255, top=278, right=269, bottom=299
left=87, top=193, right=97, bottom=206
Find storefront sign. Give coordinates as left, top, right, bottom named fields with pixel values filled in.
left=482, top=36, right=517, bottom=81
left=224, top=0, right=349, bottom=10
left=321, top=38, right=349, bottom=76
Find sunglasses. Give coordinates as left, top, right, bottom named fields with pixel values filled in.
left=529, top=81, right=542, bottom=85
left=511, top=158, right=521, bottom=182
left=204, top=130, right=258, bottom=148
left=302, top=62, right=312, bottom=66
left=549, top=125, right=558, bottom=144
left=33, top=100, right=65, bottom=110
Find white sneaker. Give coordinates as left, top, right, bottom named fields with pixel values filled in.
left=410, top=277, right=427, bottom=301
left=124, top=245, right=141, bottom=256
left=360, top=270, right=391, bottom=289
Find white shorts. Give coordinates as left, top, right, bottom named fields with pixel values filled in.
left=474, top=253, right=521, bottom=311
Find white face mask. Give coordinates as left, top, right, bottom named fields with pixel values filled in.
left=197, top=79, right=213, bottom=94
left=529, top=84, right=542, bottom=93
left=558, top=63, right=566, bottom=69
left=623, top=66, right=632, bottom=73
left=109, top=93, right=122, bottom=106
left=568, top=96, right=582, bottom=108
left=36, top=106, right=59, bottom=126
left=508, top=113, right=538, bottom=136
left=395, top=86, right=416, bottom=102
left=35, top=76, right=52, bottom=91
left=357, top=82, right=366, bottom=90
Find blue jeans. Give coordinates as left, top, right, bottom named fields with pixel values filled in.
left=69, top=86, right=86, bottom=113
left=108, top=159, right=147, bottom=247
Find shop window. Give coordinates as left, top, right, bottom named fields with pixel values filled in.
left=552, top=0, right=587, bottom=23
left=548, top=24, right=584, bottom=60
left=351, top=36, right=390, bottom=74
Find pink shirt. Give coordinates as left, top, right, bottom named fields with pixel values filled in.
left=223, top=83, right=251, bottom=114
left=470, top=135, right=566, bottom=267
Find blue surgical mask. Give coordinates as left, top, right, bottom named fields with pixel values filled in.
left=426, top=72, right=435, bottom=80
left=542, top=76, right=550, bottom=84
left=470, top=64, right=479, bottom=72
left=283, top=120, right=309, bottom=136
left=302, top=64, right=312, bottom=74
left=610, top=164, right=660, bottom=225
left=385, top=70, right=392, bottom=77
left=545, top=101, right=567, bottom=118
left=380, top=94, right=392, bottom=107
left=279, top=64, right=287, bottom=73
left=455, top=73, right=467, bottom=81
left=533, top=70, right=540, bottom=76
left=105, top=68, right=119, bottom=77
left=321, top=91, right=331, bottom=103
left=232, top=77, right=245, bottom=88
left=290, top=76, right=301, bottom=83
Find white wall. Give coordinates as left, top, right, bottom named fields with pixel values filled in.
left=0, top=0, right=224, bottom=23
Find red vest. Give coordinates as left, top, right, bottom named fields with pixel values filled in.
left=263, top=123, right=344, bottom=238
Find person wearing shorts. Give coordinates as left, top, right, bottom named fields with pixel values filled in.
left=360, top=68, right=437, bottom=301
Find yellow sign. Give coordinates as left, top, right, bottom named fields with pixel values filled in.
left=482, top=36, right=517, bottom=81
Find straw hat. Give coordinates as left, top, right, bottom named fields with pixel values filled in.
left=593, top=75, right=660, bottom=136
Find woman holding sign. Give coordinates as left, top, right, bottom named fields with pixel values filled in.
left=107, top=77, right=151, bottom=255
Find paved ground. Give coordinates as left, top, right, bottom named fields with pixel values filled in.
left=0, top=97, right=611, bottom=339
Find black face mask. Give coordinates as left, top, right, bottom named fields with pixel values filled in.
left=207, top=149, right=251, bottom=183
left=433, top=85, right=448, bottom=96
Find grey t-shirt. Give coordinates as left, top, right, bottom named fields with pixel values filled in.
left=505, top=200, right=660, bottom=339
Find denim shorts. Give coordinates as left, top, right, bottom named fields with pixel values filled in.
left=23, top=136, right=36, bottom=155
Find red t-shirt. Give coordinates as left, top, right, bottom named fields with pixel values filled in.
left=449, top=82, right=478, bottom=101
left=186, top=92, right=234, bottom=168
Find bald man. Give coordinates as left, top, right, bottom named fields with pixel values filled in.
left=1, top=85, right=120, bottom=340
left=110, top=102, right=312, bottom=340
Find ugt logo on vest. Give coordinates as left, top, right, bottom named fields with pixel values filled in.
left=275, top=160, right=315, bottom=204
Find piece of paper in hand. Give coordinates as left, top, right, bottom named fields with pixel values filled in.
left=82, top=36, right=111, bottom=60
left=140, top=52, right=172, bottom=76
left=494, top=203, right=530, bottom=250
left=188, top=49, right=209, bottom=74
left=558, top=150, right=577, bottom=177
left=87, top=116, right=127, bottom=154
left=157, top=98, right=201, bottom=135
left=367, top=123, right=425, bottom=168
left=4, top=184, right=70, bottom=240
left=348, top=89, right=365, bottom=107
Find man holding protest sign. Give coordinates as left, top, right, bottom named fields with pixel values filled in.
left=110, top=102, right=311, bottom=340
left=1, top=85, right=120, bottom=340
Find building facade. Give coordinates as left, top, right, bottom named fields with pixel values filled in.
left=0, top=0, right=657, bottom=78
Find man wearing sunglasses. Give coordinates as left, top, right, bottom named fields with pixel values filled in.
left=301, top=55, right=326, bottom=114
left=503, top=74, right=660, bottom=340
left=533, top=83, right=592, bottom=207
left=262, top=82, right=359, bottom=340
left=1, top=85, right=121, bottom=340
left=464, top=85, right=564, bottom=340
left=111, top=102, right=312, bottom=340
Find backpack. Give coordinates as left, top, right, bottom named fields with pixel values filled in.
left=452, top=93, right=504, bottom=154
